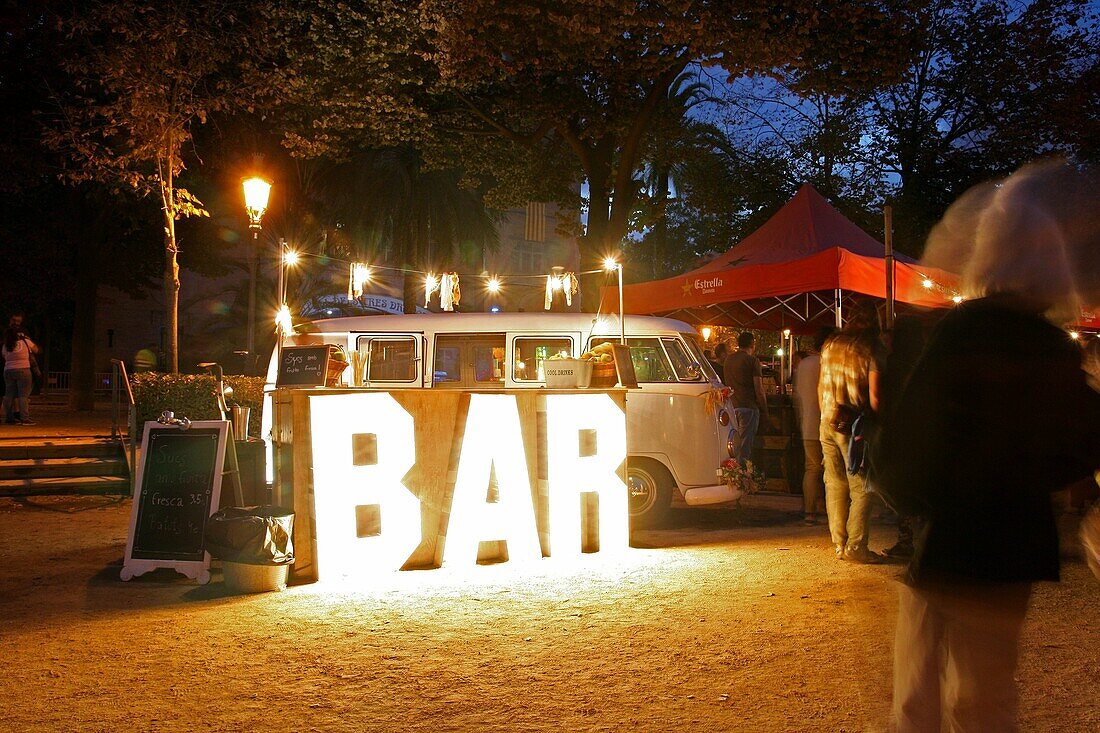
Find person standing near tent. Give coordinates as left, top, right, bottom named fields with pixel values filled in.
left=723, top=331, right=770, bottom=465
left=793, top=326, right=835, bottom=525
left=818, top=302, right=884, bottom=563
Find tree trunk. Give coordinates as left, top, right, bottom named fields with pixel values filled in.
left=164, top=227, right=179, bottom=374
left=403, top=272, right=419, bottom=314
left=69, top=274, right=97, bottom=412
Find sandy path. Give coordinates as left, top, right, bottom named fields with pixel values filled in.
left=1, top=498, right=1096, bottom=732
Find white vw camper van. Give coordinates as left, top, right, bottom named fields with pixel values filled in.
left=263, top=312, right=739, bottom=525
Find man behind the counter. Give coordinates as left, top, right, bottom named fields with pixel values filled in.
left=723, top=331, right=771, bottom=465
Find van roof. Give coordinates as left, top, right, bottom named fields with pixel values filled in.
left=297, top=311, right=696, bottom=336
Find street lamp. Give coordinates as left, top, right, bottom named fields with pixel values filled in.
left=242, top=176, right=272, bottom=370
left=603, top=256, right=625, bottom=345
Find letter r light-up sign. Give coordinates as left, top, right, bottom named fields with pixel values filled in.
left=307, top=392, right=629, bottom=579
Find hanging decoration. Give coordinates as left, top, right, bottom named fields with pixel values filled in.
left=348, top=263, right=371, bottom=299
left=544, top=270, right=579, bottom=310
left=440, top=272, right=461, bottom=312
left=274, top=250, right=614, bottom=314
left=425, top=272, right=461, bottom=311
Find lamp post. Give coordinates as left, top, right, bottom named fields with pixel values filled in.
left=242, top=176, right=272, bottom=371
left=604, top=257, right=625, bottom=345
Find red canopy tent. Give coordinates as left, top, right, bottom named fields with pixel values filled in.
left=601, top=184, right=960, bottom=332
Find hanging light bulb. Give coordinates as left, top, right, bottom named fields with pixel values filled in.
left=922, top=278, right=934, bottom=290
left=486, top=277, right=501, bottom=293
left=274, top=304, right=293, bottom=334
left=284, top=250, right=300, bottom=267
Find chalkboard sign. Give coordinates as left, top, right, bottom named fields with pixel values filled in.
left=277, top=345, right=331, bottom=387
left=121, top=421, right=229, bottom=584
left=611, top=344, right=639, bottom=388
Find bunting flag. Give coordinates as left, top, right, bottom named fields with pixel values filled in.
left=543, top=271, right=579, bottom=310
left=348, top=263, right=371, bottom=299
left=440, top=272, right=461, bottom=312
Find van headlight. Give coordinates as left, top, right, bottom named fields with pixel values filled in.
left=718, top=408, right=730, bottom=427
left=727, top=428, right=737, bottom=457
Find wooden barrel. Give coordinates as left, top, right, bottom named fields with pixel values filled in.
left=590, top=362, right=617, bottom=387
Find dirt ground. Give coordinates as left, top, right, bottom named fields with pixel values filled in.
left=0, top=496, right=1096, bottom=733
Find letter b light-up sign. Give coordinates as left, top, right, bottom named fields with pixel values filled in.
left=306, top=392, right=628, bottom=578
left=309, top=393, right=422, bottom=578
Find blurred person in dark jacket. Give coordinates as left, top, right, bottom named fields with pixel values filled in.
left=875, top=315, right=928, bottom=558
left=876, top=159, right=1100, bottom=733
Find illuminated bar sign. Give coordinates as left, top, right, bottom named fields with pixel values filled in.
left=305, top=391, right=628, bottom=579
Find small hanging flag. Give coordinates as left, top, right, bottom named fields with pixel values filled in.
left=348, top=263, right=371, bottom=299
left=564, top=272, right=579, bottom=306
left=440, top=272, right=461, bottom=312
left=545, top=270, right=579, bottom=309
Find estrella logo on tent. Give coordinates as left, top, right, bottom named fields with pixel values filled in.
left=683, top=276, right=723, bottom=297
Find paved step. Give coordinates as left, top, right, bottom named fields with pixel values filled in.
left=0, top=474, right=131, bottom=496
left=0, top=437, right=122, bottom=461
left=0, top=456, right=128, bottom=480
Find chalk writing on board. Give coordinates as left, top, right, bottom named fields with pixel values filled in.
left=130, top=428, right=221, bottom=561
left=277, top=346, right=330, bottom=387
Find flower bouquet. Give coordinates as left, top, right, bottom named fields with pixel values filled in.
left=702, top=386, right=732, bottom=416
left=717, top=458, right=766, bottom=499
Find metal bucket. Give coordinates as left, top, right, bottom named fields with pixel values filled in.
left=231, top=405, right=251, bottom=441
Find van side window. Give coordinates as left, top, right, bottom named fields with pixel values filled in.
left=368, top=338, right=417, bottom=382
left=434, top=334, right=506, bottom=388
left=354, top=336, right=418, bottom=383
left=591, top=337, right=675, bottom=382
left=434, top=344, right=462, bottom=383
left=513, top=337, right=572, bottom=381
left=662, top=338, right=704, bottom=381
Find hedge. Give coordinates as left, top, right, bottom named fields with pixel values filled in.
left=131, top=373, right=266, bottom=438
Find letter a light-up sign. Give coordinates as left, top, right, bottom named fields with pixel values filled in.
left=545, top=393, right=629, bottom=557
left=309, top=393, right=420, bottom=578
left=444, top=394, right=541, bottom=566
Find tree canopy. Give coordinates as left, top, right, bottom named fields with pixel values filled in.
left=266, top=0, right=912, bottom=279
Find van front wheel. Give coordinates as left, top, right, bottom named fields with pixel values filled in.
left=627, top=459, right=673, bottom=528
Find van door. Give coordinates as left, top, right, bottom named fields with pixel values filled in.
left=433, top=333, right=506, bottom=389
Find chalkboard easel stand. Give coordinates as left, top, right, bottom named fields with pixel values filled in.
left=221, top=438, right=244, bottom=507
left=121, top=419, right=231, bottom=584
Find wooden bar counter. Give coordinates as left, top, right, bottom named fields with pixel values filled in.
left=271, top=388, right=629, bottom=582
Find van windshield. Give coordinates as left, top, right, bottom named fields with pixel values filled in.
left=590, top=337, right=674, bottom=382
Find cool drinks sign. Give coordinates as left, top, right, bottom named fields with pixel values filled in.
left=306, top=392, right=629, bottom=579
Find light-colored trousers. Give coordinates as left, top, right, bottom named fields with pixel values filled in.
left=819, top=423, right=872, bottom=550
left=801, top=438, right=825, bottom=516
left=892, top=580, right=1032, bottom=733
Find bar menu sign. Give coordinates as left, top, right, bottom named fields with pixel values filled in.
left=277, top=346, right=331, bottom=387
left=121, top=421, right=229, bottom=584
